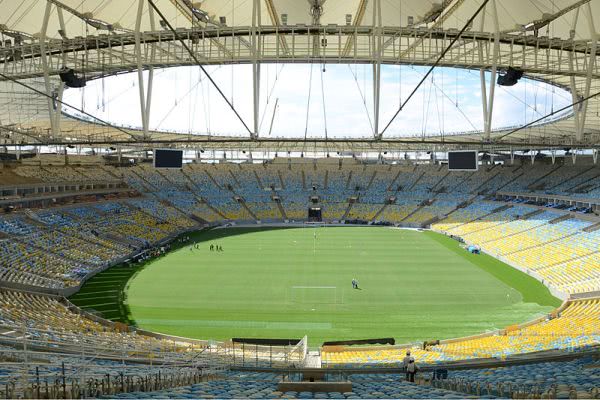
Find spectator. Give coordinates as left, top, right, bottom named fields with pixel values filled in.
left=402, top=350, right=412, bottom=380
left=406, top=358, right=418, bottom=382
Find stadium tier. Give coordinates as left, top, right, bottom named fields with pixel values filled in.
left=2, top=162, right=599, bottom=295
left=0, top=161, right=599, bottom=398
left=431, top=356, right=600, bottom=399
left=321, top=298, right=599, bottom=366
left=3, top=0, right=600, bottom=396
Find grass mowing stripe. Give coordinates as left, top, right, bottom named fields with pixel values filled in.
left=113, top=227, right=558, bottom=344
left=424, top=231, right=561, bottom=307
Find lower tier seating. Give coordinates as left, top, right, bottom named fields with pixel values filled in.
left=321, top=299, right=599, bottom=367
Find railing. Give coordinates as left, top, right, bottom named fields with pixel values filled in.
left=0, top=361, right=223, bottom=399
left=226, top=336, right=308, bottom=368
left=0, top=318, right=308, bottom=397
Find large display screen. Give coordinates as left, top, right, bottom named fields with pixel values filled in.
left=154, top=149, right=183, bottom=169
left=448, top=151, right=478, bottom=171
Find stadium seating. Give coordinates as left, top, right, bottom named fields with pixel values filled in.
left=321, top=299, right=599, bottom=367
left=433, top=201, right=500, bottom=232
left=2, top=163, right=600, bottom=294
left=0, top=161, right=599, bottom=397
left=108, top=371, right=467, bottom=399
left=432, top=356, right=600, bottom=399
left=0, top=197, right=199, bottom=288
left=0, top=289, right=203, bottom=359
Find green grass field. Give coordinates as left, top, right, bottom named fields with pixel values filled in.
left=69, top=226, right=561, bottom=345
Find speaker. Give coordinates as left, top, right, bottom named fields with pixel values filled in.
left=497, top=67, right=523, bottom=86
left=59, top=68, right=86, bottom=88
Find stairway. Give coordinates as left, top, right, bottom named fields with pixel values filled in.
left=253, top=170, right=264, bottom=189
left=204, top=170, right=222, bottom=189
left=275, top=200, right=288, bottom=220
left=341, top=201, right=354, bottom=220
left=472, top=170, right=500, bottom=194
left=406, top=171, right=425, bottom=191
left=479, top=218, right=546, bottom=245
left=387, top=169, right=403, bottom=191
left=438, top=203, right=513, bottom=232
left=495, top=172, right=524, bottom=192
left=400, top=200, right=431, bottom=222
left=501, top=231, right=580, bottom=257
left=238, top=199, right=258, bottom=221
left=181, top=169, right=202, bottom=191
left=345, top=171, right=353, bottom=190
left=549, top=166, right=597, bottom=191
left=366, top=171, right=377, bottom=190
left=228, top=169, right=241, bottom=187
left=567, top=172, right=600, bottom=193
left=277, top=170, right=286, bottom=189
left=541, top=250, right=599, bottom=270
left=199, top=198, right=228, bottom=220
left=527, top=165, right=563, bottom=190
left=130, top=169, right=158, bottom=192
left=430, top=171, right=450, bottom=192
left=371, top=202, right=391, bottom=222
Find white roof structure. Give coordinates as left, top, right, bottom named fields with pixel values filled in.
left=0, top=0, right=599, bottom=153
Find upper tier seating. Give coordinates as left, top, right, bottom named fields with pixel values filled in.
left=1, top=162, right=600, bottom=293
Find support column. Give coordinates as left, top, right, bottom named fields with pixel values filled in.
left=145, top=3, right=156, bottom=134
left=53, top=7, right=68, bottom=135
left=578, top=3, right=598, bottom=141
left=39, top=2, right=59, bottom=138
left=252, top=0, right=261, bottom=139
left=569, top=7, right=582, bottom=139
left=484, top=0, right=500, bottom=141
left=373, top=0, right=382, bottom=139
left=134, top=0, right=150, bottom=138
left=477, top=5, right=488, bottom=138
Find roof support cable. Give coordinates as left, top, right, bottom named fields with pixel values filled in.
left=259, top=64, right=285, bottom=133
left=380, top=0, right=490, bottom=136
left=495, top=89, right=600, bottom=141
left=347, top=65, right=374, bottom=135
left=304, top=63, right=314, bottom=142
left=146, top=0, right=253, bottom=137
left=320, top=62, right=329, bottom=155
left=0, top=71, right=137, bottom=141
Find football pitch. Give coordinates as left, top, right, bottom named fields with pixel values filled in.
left=70, top=226, right=561, bottom=345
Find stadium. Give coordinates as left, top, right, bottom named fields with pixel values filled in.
left=0, top=0, right=599, bottom=398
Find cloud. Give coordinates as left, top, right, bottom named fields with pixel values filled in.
left=62, top=65, right=572, bottom=139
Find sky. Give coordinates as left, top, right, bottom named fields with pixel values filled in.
left=62, top=64, right=573, bottom=139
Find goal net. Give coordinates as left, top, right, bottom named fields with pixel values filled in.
left=289, top=286, right=341, bottom=304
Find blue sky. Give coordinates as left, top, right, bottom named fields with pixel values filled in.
left=63, top=64, right=573, bottom=138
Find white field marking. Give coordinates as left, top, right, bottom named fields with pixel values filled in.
left=291, top=286, right=336, bottom=289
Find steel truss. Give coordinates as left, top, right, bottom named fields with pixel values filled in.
left=1, top=26, right=599, bottom=80
left=1, top=16, right=600, bottom=151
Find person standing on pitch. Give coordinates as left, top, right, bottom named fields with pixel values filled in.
left=351, top=278, right=357, bottom=289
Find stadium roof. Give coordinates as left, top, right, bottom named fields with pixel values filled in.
left=0, top=0, right=599, bottom=153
